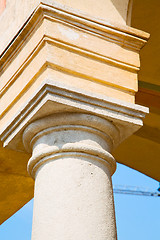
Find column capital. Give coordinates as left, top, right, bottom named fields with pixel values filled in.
left=23, top=113, right=118, bottom=178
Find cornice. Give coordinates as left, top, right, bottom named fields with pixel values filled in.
left=0, top=1, right=149, bottom=71
left=0, top=35, right=139, bottom=100
left=0, top=80, right=148, bottom=151
left=41, top=3, right=149, bottom=50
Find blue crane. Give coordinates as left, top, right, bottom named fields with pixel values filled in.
left=113, top=183, right=160, bottom=197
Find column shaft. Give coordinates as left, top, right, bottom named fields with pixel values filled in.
left=32, top=155, right=117, bottom=240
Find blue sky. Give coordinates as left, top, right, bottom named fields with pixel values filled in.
left=1, top=163, right=160, bottom=240
left=113, top=164, right=160, bottom=240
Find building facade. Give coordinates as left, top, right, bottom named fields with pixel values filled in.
left=0, top=0, right=160, bottom=239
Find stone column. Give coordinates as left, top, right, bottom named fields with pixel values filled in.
left=23, top=113, right=119, bottom=240
left=0, top=0, right=149, bottom=233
